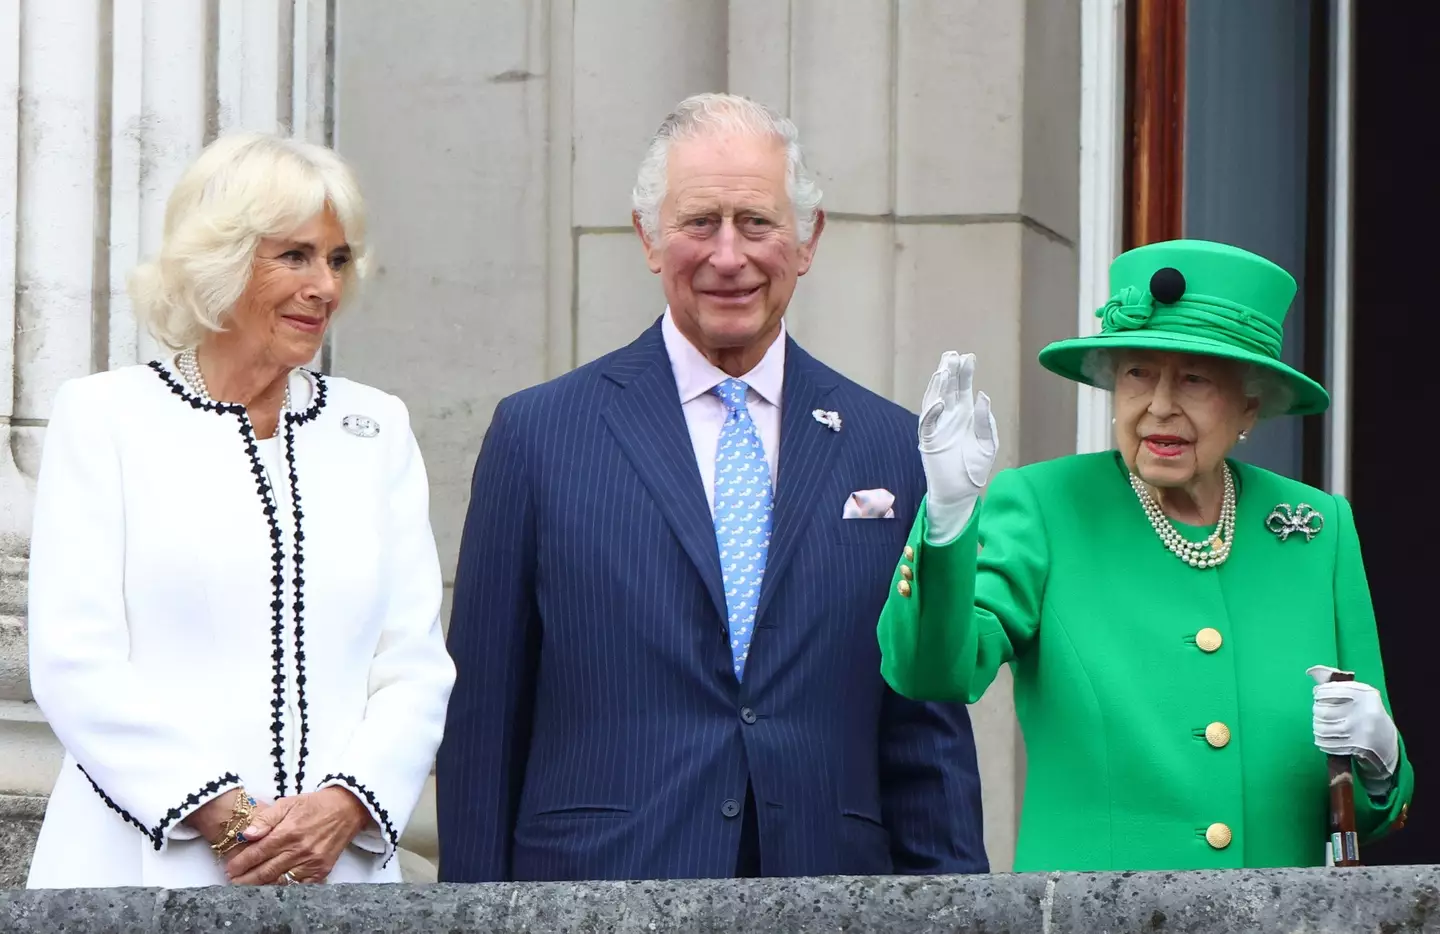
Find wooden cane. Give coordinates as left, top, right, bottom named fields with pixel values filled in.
left=1326, top=670, right=1362, bottom=867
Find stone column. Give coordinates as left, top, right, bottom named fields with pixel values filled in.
left=0, top=0, right=347, bottom=886
left=1, top=0, right=111, bottom=885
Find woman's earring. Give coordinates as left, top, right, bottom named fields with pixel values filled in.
left=1111, top=417, right=1117, bottom=425
left=1238, top=429, right=1249, bottom=442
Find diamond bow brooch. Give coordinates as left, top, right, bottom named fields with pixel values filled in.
left=1265, top=503, right=1323, bottom=542
left=812, top=409, right=842, bottom=432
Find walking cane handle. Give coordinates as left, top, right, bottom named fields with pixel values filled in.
left=1326, top=670, right=1362, bottom=867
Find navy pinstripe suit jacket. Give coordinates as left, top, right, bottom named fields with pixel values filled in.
left=436, top=321, right=988, bottom=882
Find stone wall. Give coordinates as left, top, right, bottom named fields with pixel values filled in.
left=3, top=866, right=1438, bottom=932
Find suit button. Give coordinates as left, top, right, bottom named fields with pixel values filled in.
left=721, top=799, right=741, bottom=819
left=740, top=707, right=757, bottom=724
left=897, top=580, right=912, bottom=597
left=1196, top=628, right=1223, bottom=652
left=1205, top=822, right=1232, bottom=849
left=904, top=546, right=915, bottom=561
left=900, top=565, right=913, bottom=581
left=1205, top=722, right=1231, bottom=748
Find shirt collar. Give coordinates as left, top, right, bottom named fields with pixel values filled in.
left=661, top=306, right=786, bottom=407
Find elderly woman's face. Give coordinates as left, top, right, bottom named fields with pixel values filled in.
left=1112, top=351, right=1259, bottom=489
left=227, top=206, right=351, bottom=368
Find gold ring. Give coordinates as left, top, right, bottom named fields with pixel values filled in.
left=280, top=870, right=300, bottom=885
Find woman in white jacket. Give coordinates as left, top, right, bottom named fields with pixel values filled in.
left=25, top=133, right=456, bottom=888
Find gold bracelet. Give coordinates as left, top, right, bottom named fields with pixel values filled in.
left=209, top=789, right=256, bottom=855
left=212, top=832, right=245, bottom=856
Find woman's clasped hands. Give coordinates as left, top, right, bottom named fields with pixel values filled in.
left=189, top=787, right=373, bottom=885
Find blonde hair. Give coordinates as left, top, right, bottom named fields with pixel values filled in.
left=129, top=132, right=370, bottom=351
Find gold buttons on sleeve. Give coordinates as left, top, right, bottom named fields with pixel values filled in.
left=1205, top=823, right=1232, bottom=849
left=897, top=544, right=916, bottom=596
left=1196, top=628, right=1223, bottom=653
left=1204, top=722, right=1231, bottom=748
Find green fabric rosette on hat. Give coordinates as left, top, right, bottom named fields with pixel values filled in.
left=1038, top=239, right=1330, bottom=416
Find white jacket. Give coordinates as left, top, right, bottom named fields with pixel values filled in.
left=25, top=360, right=456, bottom=888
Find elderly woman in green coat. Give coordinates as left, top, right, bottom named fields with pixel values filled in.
left=878, top=239, right=1412, bottom=871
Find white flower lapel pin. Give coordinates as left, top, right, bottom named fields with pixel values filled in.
left=1265, top=502, right=1323, bottom=542
left=812, top=408, right=842, bottom=432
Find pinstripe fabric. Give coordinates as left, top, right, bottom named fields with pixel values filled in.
left=436, top=320, right=988, bottom=882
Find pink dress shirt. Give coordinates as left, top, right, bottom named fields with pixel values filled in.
left=660, top=308, right=785, bottom=515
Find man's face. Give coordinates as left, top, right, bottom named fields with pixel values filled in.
left=635, top=132, right=823, bottom=370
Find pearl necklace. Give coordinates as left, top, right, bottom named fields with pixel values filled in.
left=1128, top=467, right=1237, bottom=569
left=175, top=348, right=291, bottom=412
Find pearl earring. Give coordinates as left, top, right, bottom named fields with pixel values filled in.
left=1238, top=429, right=1249, bottom=442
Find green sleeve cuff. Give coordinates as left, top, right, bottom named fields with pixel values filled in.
left=877, top=495, right=984, bottom=702
left=1355, top=736, right=1414, bottom=843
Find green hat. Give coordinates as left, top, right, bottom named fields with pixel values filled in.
left=1037, top=239, right=1329, bottom=416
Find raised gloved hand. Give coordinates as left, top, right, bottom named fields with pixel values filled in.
left=918, top=352, right=998, bottom=545
left=1307, top=665, right=1400, bottom=799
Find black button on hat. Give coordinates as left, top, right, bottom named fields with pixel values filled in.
left=1150, top=267, right=1186, bottom=304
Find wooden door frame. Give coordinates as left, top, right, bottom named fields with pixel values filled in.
left=1123, top=0, right=1187, bottom=248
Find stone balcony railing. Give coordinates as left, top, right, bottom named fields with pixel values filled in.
left=0, top=865, right=1437, bottom=932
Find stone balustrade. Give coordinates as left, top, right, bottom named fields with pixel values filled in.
left=1, top=865, right=1436, bottom=933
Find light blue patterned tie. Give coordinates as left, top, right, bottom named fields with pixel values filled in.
left=711, top=378, right=773, bottom=682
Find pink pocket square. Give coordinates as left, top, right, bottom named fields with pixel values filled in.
left=844, top=488, right=896, bottom=519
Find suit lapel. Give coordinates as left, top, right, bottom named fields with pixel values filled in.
left=755, top=341, right=841, bottom=624
left=601, top=324, right=728, bottom=623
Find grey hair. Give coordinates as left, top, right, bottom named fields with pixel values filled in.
left=129, top=132, right=370, bottom=351
left=631, top=93, right=823, bottom=243
left=1080, top=348, right=1296, bottom=419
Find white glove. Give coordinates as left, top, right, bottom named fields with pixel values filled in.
left=918, top=351, right=998, bottom=545
left=1307, top=664, right=1400, bottom=799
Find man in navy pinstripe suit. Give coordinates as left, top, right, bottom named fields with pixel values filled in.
left=436, top=93, right=988, bottom=882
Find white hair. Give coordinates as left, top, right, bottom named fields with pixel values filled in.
left=129, top=132, right=370, bottom=351
left=1080, top=348, right=1296, bottom=418
left=631, top=93, right=823, bottom=244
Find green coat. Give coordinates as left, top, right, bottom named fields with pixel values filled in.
left=877, top=451, right=1412, bottom=871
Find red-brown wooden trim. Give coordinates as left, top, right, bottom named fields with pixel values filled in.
left=1124, top=0, right=1187, bottom=248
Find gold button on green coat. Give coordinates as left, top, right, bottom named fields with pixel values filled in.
left=1206, top=823, right=1233, bottom=849
left=1196, top=627, right=1223, bottom=653
left=876, top=452, right=1413, bottom=871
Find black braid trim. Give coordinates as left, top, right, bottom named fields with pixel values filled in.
left=242, top=411, right=290, bottom=796
left=284, top=371, right=324, bottom=792
left=319, top=773, right=398, bottom=867
left=147, top=361, right=245, bottom=417
left=290, top=371, right=327, bottom=426
left=149, top=362, right=328, bottom=797
left=78, top=764, right=241, bottom=851
left=284, top=420, right=307, bottom=791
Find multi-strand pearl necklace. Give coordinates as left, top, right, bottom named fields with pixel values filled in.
left=1128, top=466, right=1236, bottom=569
left=175, top=348, right=291, bottom=412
